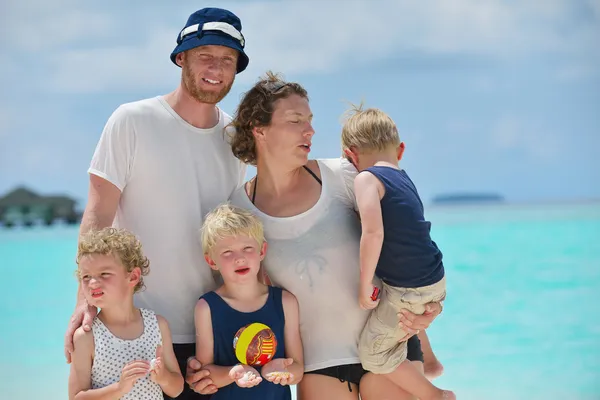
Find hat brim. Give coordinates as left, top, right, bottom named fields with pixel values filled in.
left=170, top=32, right=249, bottom=74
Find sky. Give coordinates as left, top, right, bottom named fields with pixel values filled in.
left=0, top=0, right=599, bottom=207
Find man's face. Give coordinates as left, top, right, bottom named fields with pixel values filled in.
left=179, top=45, right=239, bottom=104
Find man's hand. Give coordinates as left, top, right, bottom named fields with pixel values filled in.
left=186, top=357, right=217, bottom=395
left=397, top=302, right=442, bottom=341
left=64, top=303, right=98, bottom=363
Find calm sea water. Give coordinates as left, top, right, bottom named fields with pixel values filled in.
left=0, top=202, right=599, bottom=399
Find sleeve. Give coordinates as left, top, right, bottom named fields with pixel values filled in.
left=224, top=122, right=248, bottom=188
left=338, top=157, right=359, bottom=211
left=87, top=105, right=136, bottom=192
left=237, top=160, right=247, bottom=187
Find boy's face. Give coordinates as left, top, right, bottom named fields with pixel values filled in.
left=78, top=253, right=140, bottom=308
left=205, top=234, right=266, bottom=284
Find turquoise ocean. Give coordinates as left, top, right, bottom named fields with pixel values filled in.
left=0, top=201, right=599, bottom=399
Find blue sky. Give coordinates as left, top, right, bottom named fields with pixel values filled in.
left=0, top=0, right=598, bottom=207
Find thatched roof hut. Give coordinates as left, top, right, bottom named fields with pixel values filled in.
left=0, top=186, right=80, bottom=227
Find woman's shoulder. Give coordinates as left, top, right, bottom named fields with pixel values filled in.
left=316, top=158, right=357, bottom=178
left=316, top=158, right=358, bottom=206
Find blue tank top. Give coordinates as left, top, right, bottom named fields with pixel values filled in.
left=200, top=286, right=290, bottom=400
left=365, top=166, right=445, bottom=288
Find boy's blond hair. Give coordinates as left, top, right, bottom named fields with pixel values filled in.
left=201, top=203, right=265, bottom=255
left=341, top=103, right=400, bottom=153
left=76, top=227, right=150, bottom=293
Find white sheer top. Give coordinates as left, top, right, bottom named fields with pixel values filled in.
left=229, top=158, right=375, bottom=372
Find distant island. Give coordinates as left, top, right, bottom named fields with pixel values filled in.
left=432, top=193, right=505, bottom=205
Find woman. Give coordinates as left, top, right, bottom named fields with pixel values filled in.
left=187, top=72, right=442, bottom=399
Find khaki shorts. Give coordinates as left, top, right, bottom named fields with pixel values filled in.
left=358, top=277, right=446, bottom=374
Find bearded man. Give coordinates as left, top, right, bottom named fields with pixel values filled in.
left=63, top=8, right=248, bottom=399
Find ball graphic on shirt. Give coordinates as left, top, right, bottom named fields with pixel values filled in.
left=233, top=322, right=278, bottom=366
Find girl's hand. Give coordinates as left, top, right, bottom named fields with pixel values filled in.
left=261, top=358, right=294, bottom=386
left=229, top=364, right=262, bottom=388
left=149, top=345, right=167, bottom=386
left=118, top=360, right=150, bottom=394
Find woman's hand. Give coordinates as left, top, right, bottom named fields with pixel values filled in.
left=397, top=302, right=443, bottom=341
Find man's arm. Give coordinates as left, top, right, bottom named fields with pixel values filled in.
left=354, top=172, right=385, bottom=299
left=64, top=174, right=121, bottom=363
left=79, top=174, right=121, bottom=236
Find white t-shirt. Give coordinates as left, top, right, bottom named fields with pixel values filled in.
left=89, top=96, right=246, bottom=343
left=229, top=158, right=375, bottom=372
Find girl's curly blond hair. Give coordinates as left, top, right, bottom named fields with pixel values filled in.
left=76, top=227, right=150, bottom=293
left=230, top=71, right=309, bottom=165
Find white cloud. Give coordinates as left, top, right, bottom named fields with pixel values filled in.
left=49, top=28, right=177, bottom=93
left=2, top=0, right=599, bottom=93
left=490, top=115, right=560, bottom=160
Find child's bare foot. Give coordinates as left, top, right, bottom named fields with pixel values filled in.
left=424, top=389, right=455, bottom=400
left=424, top=357, right=444, bottom=380
left=442, top=390, right=456, bottom=399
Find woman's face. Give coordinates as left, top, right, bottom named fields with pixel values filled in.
left=256, top=94, right=315, bottom=167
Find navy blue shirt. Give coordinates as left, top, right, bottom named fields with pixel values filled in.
left=200, top=286, right=290, bottom=400
left=365, top=166, right=444, bottom=288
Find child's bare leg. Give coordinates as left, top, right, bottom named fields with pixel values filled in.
left=384, top=359, right=455, bottom=400
left=418, top=330, right=444, bottom=380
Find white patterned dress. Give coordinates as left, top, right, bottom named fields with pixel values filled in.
left=91, top=308, right=164, bottom=399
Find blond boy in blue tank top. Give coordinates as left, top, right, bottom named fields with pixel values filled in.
left=342, top=105, right=454, bottom=400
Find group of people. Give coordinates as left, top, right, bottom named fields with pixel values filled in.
left=64, top=7, right=452, bottom=400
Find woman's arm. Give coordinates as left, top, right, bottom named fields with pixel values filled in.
left=397, top=302, right=443, bottom=339
left=153, top=316, right=184, bottom=397
left=281, top=290, right=304, bottom=384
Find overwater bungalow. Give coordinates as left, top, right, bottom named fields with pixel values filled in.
left=0, top=187, right=81, bottom=227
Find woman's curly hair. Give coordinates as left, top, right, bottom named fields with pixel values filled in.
left=76, top=227, right=150, bottom=293
left=230, top=71, right=309, bottom=165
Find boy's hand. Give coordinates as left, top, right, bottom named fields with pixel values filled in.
left=359, top=282, right=379, bottom=310
left=149, top=345, right=167, bottom=386
left=261, top=358, right=294, bottom=386
left=229, top=364, right=262, bottom=388
left=118, top=360, right=150, bottom=394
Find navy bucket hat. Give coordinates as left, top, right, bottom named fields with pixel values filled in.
left=170, top=8, right=249, bottom=73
